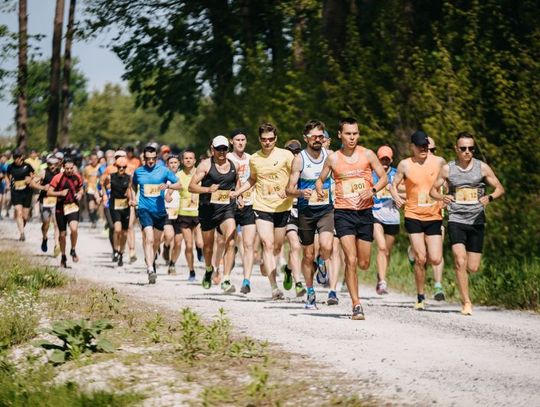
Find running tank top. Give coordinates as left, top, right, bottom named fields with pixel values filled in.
left=200, top=158, right=236, bottom=206
left=447, top=158, right=485, bottom=225
left=227, top=152, right=253, bottom=205
left=39, top=168, right=58, bottom=202
left=404, top=155, right=442, bottom=220
left=297, top=149, right=332, bottom=214
left=333, top=146, right=373, bottom=210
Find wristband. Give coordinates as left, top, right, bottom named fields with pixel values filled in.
left=488, top=195, right=494, bottom=202
left=371, top=187, right=377, bottom=194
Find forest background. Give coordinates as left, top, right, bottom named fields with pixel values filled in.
left=1, top=0, right=538, bottom=308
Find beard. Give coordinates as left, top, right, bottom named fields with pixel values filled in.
left=312, top=143, right=322, bottom=151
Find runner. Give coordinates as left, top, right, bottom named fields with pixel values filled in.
left=83, top=152, right=100, bottom=228
left=286, top=121, right=335, bottom=309
left=102, top=156, right=134, bottom=267
left=132, top=144, right=182, bottom=284
left=372, top=145, right=400, bottom=295
left=47, top=159, right=83, bottom=268
left=0, top=153, right=7, bottom=219
left=430, top=132, right=504, bottom=315
left=391, top=130, right=446, bottom=310
left=170, top=150, right=199, bottom=281
left=226, top=129, right=258, bottom=294
left=316, top=117, right=388, bottom=320
left=235, top=123, right=294, bottom=300
left=37, top=155, right=61, bottom=255
left=126, top=145, right=142, bottom=263
left=188, top=136, right=240, bottom=293
left=6, top=151, right=35, bottom=241
left=162, top=155, right=182, bottom=269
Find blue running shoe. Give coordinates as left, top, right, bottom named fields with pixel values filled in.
left=327, top=290, right=339, bottom=305
left=305, top=292, right=317, bottom=310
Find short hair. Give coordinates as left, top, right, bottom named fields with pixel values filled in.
left=338, top=117, right=358, bottom=132
left=303, top=120, right=325, bottom=136
left=143, top=146, right=157, bottom=155
left=182, top=149, right=195, bottom=157
left=167, top=154, right=180, bottom=162
left=456, top=132, right=474, bottom=142
left=230, top=128, right=247, bottom=139
left=63, top=158, right=75, bottom=166
left=259, top=122, right=277, bottom=137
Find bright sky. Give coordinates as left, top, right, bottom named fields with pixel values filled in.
left=0, top=0, right=124, bottom=135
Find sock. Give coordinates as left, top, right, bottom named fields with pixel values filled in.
left=242, top=278, right=250, bottom=286
left=169, top=261, right=174, bottom=266
left=434, top=282, right=442, bottom=289
left=307, top=287, right=315, bottom=295
left=271, top=282, right=278, bottom=290
left=295, top=281, right=303, bottom=287
left=205, top=265, right=213, bottom=273
left=417, top=294, right=425, bottom=302
left=284, top=265, right=291, bottom=273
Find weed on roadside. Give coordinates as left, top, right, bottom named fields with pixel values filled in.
left=0, top=290, right=39, bottom=348
left=145, top=313, right=165, bottom=343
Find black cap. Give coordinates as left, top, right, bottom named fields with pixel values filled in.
left=230, top=128, right=248, bottom=138
left=410, top=130, right=429, bottom=146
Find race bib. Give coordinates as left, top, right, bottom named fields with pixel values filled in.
left=63, top=203, right=79, bottom=215
left=210, top=190, right=231, bottom=205
left=308, top=189, right=330, bottom=206
left=418, top=192, right=435, bottom=207
left=14, top=180, right=27, bottom=190
left=143, top=184, right=161, bottom=198
left=43, top=197, right=57, bottom=208
left=242, top=189, right=254, bottom=204
left=342, top=177, right=367, bottom=198
left=87, top=186, right=96, bottom=195
left=376, top=186, right=393, bottom=200
left=167, top=207, right=179, bottom=219
left=455, top=187, right=478, bottom=205
left=114, top=198, right=128, bottom=210
left=262, top=183, right=283, bottom=198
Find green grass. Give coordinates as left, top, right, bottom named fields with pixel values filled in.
left=0, top=290, right=39, bottom=348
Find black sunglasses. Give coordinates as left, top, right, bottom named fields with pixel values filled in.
left=117, top=166, right=127, bottom=169
left=459, top=146, right=475, bottom=152
left=429, top=147, right=436, bottom=153
left=214, top=146, right=228, bottom=152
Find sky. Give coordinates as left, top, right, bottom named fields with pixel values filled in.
left=0, top=0, right=125, bottom=135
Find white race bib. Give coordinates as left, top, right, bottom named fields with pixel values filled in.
left=63, top=203, right=79, bottom=215
left=143, top=184, right=161, bottom=198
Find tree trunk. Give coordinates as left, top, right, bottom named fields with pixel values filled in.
left=46, top=0, right=65, bottom=150
left=60, top=0, right=76, bottom=147
left=16, top=0, right=28, bottom=153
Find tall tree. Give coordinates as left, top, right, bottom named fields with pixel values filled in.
left=46, top=0, right=65, bottom=149
left=60, top=0, right=76, bottom=147
left=16, top=0, right=28, bottom=152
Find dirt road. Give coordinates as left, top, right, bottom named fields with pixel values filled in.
left=3, top=220, right=540, bottom=406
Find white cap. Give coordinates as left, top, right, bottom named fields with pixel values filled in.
left=114, top=150, right=127, bottom=158
left=212, top=135, right=229, bottom=148
left=54, top=151, right=64, bottom=160
left=46, top=155, right=59, bottom=164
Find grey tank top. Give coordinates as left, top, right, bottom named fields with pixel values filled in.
left=447, top=158, right=485, bottom=224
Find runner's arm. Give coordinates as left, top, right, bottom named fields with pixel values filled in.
left=315, top=153, right=333, bottom=198
left=188, top=160, right=213, bottom=194
left=235, top=173, right=255, bottom=195
left=286, top=154, right=308, bottom=198
left=229, top=162, right=243, bottom=202
left=369, top=150, right=388, bottom=194
left=391, top=160, right=406, bottom=208
left=430, top=164, right=453, bottom=204
left=480, top=163, right=504, bottom=205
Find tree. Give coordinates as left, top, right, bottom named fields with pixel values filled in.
left=46, top=0, right=65, bottom=149
left=60, top=0, right=76, bottom=147
left=15, top=0, right=28, bottom=152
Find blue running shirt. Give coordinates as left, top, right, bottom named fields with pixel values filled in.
left=133, top=165, right=178, bottom=214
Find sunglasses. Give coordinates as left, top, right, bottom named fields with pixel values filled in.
left=214, top=146, right=228, bottom=152
left=117, top=166, right=127, bottom=169
left=459, top=146, right=475, bottom=152
left=260, top=136, right=276, bottom=143
left=145, top=156, right=157, bottom=161
left=429, top=147, right=436, bottom=153
left=308, top=134, right=325, bottom=140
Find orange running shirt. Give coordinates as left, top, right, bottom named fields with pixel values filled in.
left=404, top=155, right=442, bottom=220
left=333, top=146, right=374, bottom=210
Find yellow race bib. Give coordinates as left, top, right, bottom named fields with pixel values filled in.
left=242, top=189, right=254, bottom=204
left=114, top=198, right=128, bottom=210
left=181, top=194, right=199, bottom=211
left=14, top=180, right=27, bottom=190
left=63, top=203, right=79, bottom=215
left=308, top=189, right=330, bottom=206
left=143, top=184, right=161, bottom=198
left=455, top=187, right=479, bottom=205
left=167, top=207, right=179, bottom=219
left=418, top=192, right=435, bottom=207
left=210, top=190, right=231, bottom=205
left=262, top=183, right=283, bottom=198
left=42, top=197, right=57, bottom=208
left=342, top=177, right=367, bottom=198
left=376, top=187, right=393, bottom=200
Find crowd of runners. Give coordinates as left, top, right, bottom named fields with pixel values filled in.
left=0, top=118, right=504, bottom=320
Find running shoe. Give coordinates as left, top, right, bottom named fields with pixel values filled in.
left=202, top=268, right=213, bottom=289
left=271, top=288, right=284, bottom=300
left=19, top=233, right=25, bottom=242
left=414, top=300, right=426, bottom=311
left=60, top=255, right=67, bottom=268
left=188, top=270, right=196, bottom=282
left=240, top=281, right=251, bottom=294
left=53, top=245, right=61, bottom=257
left=162, top=245, right=170, bottom=262
left=196, top=247, right=203, bottom=262
left=112, top=251, right=119, bottom=263
left=129, top=252, right=137, bottom=263
left=221, top=280, right=236, bottom=294
left=282, top=265, right=293, bottom=291
left=327, top=290, right=339, bottom=305
left=433, top=284, right=445, bottom=301
left=148, top=270, right=157, bottom=284
left=70, top=248, right=79, bottom=263
left=376, top=280, right=389, bottom=295
left=351, top=304, right=365, bottom=320
left=305, top=292, right=317, bottom=309
left=295, top=282, right=306, bottom=297
left=461, top=302, right=473, bottom=316
left=315, top=256, right=328, bottom=285
left=117, top=254, right=123, bottom=267
left=41, top=238, right=48, bottom=253
left=168, top=262, right=176, bottom=275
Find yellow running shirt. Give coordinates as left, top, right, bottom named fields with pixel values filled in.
left=177, top=169, right=199, bottom=217
left=250, top=147, right=294, bottom=213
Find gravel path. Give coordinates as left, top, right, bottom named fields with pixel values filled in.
left=3, top=219, right=540, bottom=406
